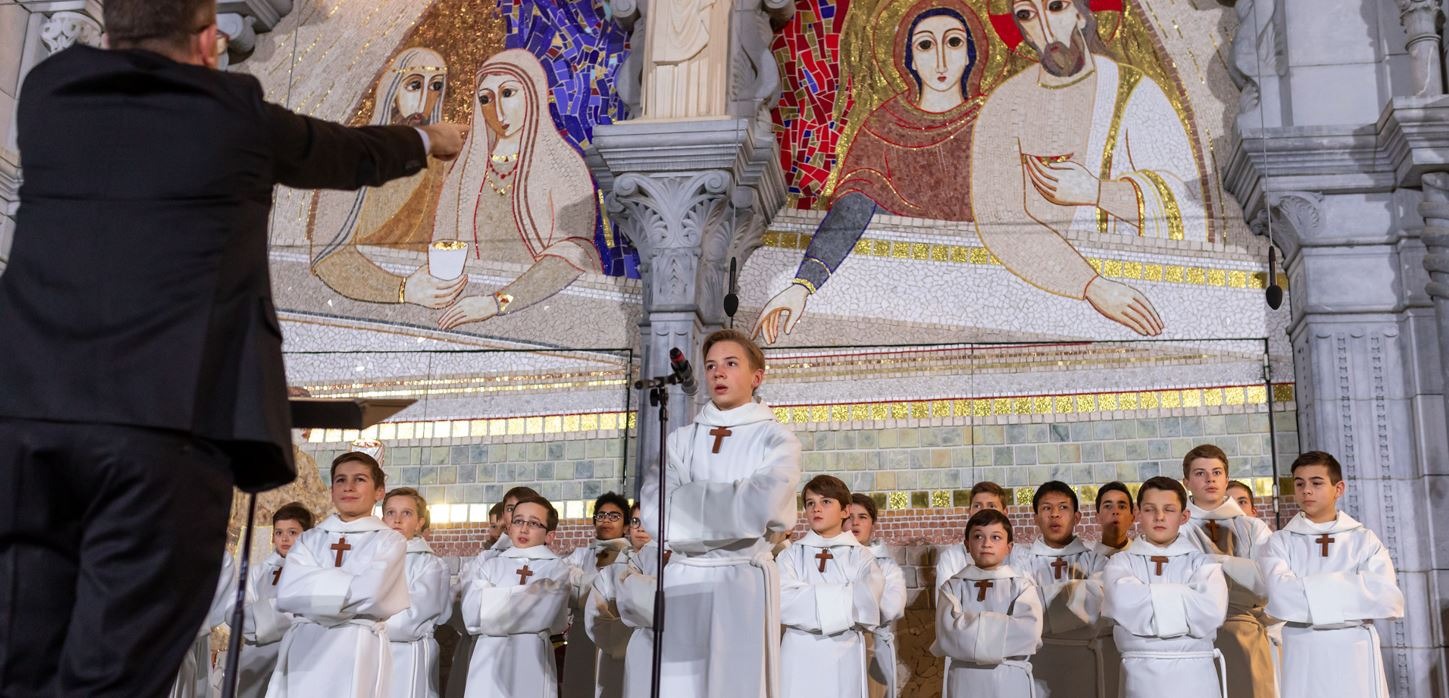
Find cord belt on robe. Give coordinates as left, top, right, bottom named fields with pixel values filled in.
left=1043, top=635, right=1106, bottom=698
left=671, top=550, right=782, bottom=698
left=1119, top=648, right=1227, bottom=698
left=269, top=617, right=389, bottom=698
left=949, top=658, right=1040, bottom=698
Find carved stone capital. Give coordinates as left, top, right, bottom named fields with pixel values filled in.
left=40, top=11, right=102, bottom=53
left=1263, top=190, right=1324, bottom=260
left=1420, top=172, right=1449, bottom=300
left=1396, top=0, right=1443, bottom=43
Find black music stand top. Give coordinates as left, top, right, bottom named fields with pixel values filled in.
left=289, top=398, right=416, bottom=430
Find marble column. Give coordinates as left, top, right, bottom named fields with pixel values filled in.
left=1397, top=0, right=1445, bottom=97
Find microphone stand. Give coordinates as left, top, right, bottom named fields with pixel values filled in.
left=633, top=373, right=685, bottom=698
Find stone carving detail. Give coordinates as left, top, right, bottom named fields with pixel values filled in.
left=640, top=0, right=732, bottom=118
left=1395, top=0, right=1445, bottom=96
left=40, top=12, right=103, bottom=53
left=730, top=0, right=791, bottom=118
left=608, top=0, right=646, bottom=116
left=1226, top=0, right=1285, bottom=124
left=1421, top=173, right=1449, bottom=301
left=1264, top=190, right=1323, bottom=261
left=610, top=171, right=732, bottom=309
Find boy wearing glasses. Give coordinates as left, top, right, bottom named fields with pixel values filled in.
left=585, top=503, right=652, bottom=698
left=461, top=494, right=580, bottom=696
left=563, top=492, right=633, bottom=697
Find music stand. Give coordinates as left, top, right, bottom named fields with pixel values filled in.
left=219, top=398, right=415, bottom=698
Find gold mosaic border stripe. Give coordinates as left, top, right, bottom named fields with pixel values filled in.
left=307, top=411, right=638, bottom=444
left=772, top=384, right=1295, bottom=426
left=761, top=231, right=1290, bottom=290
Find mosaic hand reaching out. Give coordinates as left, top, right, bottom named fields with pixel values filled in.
left=753, top=283, right=810, bottom=345
left=1084, top=276, right=1163, bottom=336
left=1025, top=157, right=1100, bottom=207
left=438, top=295, right=499, bottom=330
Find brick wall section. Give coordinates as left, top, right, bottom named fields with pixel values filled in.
left=429, top=496, right=1299, bottom=697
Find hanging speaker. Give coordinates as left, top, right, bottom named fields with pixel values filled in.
left=1266, top=247, right=1284, bottom=309
left=723, top=257, right=740, bottom=319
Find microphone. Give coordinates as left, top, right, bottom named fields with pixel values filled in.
left=669, top=347, right=698, bottom=396
left=1266, top=247, right=1284, bottom=310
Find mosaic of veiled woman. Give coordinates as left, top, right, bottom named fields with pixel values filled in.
left=433, top=49, right=601, bottom=330
left=754, top=0, right=987, bottom=344
left=309, top=48, right=463, bottom=308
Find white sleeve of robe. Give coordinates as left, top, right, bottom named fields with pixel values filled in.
left=1042, top=576, right=1105, bottom=635
left=462, top=570, right=570, bottom=636
left=203, top=557, right=238, bottom=634
left=386, top=555, right=452, bottom=641
left=1258, top=531, right=1404, bottom=627
left=243, top=567, right=290, bottom=644
left=878, top=558, right=907, bottom=626
left=616, top=566, right=656, bottom=630
left=1103, top=557, right=1227, bottom=639
left=584, top=568, right=632, bottom=659
left=931, top=580, right=1044, bottom=665
left=275, top=534, right=409, bottom=623
left=779, top=550, right=856, bottom=636
left=640, top=424, right=802, bottom=549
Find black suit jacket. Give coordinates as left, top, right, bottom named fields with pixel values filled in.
left=0, top=46, right=428, bottom=492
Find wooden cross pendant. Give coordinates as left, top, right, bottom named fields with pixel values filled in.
left=1316, top=534, right=1335, bottom=557
left=330, top=537, right=352, bottom=567
left=974, top=579, right=994, bottom=602
left=1149, top=555, right=1169, bottom=576
left=1204, top=520, right=1221, bottom=542
left=815, top=549, right=834, bottom=573
left=517, top=564, right=535, bottom=585
left=272, top=567, right=283, bottom=586
left=708, top=426, right=733, bottom=454
left=1050, top=557, right=1068, bottom=580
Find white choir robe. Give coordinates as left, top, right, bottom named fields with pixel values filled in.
left=932, top=543, right=970, bottom=684
left=586, top=546, right=646, bottom=698
left=778, top=531, right=885, bottom=698
left=1103, top=536, right=1229, bottom=698
left=932, top=564, right=1044, bottom=697
left=171, top=553, right=237, bottom=698
left=267, top=515, right=410, bottom=698
left=462, top=543, right=578, bottom=698
left=1185, top=498, right=1277, bottom=698
left=1257, top=512, right=1404, bottom=698
left=616, top=543, right=668, bottom=698
left=866, top=542, right=907, bottom=698
left=1093, top=539, right=1129, bottom=558
left=388, top=537, right=452, bottom=698
left=563, top=537, right=632, bottom=698
left=639, top=400, right=802, bottom=698
left=238, top=552, right=292, bottom=698
left=1010, top=538, right=1110, bottom=698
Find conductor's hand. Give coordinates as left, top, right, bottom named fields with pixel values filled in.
left=421, top=124, right=466, bottom=161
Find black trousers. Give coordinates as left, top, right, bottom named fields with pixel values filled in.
left=0, top=418, right=233, bottom=697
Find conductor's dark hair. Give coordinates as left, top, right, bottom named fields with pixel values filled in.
left=105, top=0, right=216, bottom=51
left=272, top=502, right=314, bottom=531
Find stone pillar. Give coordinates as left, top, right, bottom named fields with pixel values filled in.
left=1397, top=0, right=1445, bottom=97
left=1425, top=174, right=1449, bottom=425
left=1259, top=187, right=1449, bottom=697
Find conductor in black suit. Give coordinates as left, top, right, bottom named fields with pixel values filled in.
left=0, top=1, right=465, bottom=694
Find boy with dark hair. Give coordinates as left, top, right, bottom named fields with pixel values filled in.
left=383, top=488, right=452, bottom=698
left=1012, top=481, right=1109, bottom=697
left=935, top=481, right=1010, bottom=595
left=1257, top=452, right=1404, bottom=698
left=236, top=503, right=313, bottom=698
left=462, top=493, right=579, bottom=696
left=563, top=492, right=633, bottom=697
left=270, top=452, right=409, bottom=697
left=1180, top=444, right=1275, bottom=698
left=1226, top=481, right=1257, bottom=517
left=585, top=502, right=652, bottom=698
left=779, top=475, right=885, bottom=697
left=1093, top=481, right=1135, bottom=557
left=1103, top=477, right=1228, bottom=698
left=933, top=509, right=1043, bottom=696
left=847, top=493, right=907, bottom=698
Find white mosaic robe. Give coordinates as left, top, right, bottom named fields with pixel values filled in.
left=1103, top=536, right=1228, bottom=698
left=615, top=543, right=666, bottom=698
left=1258, top=512, right=1404, bottom=698
left=1011, top=538, right=1111, bottom=698
left=461, top=543, right=577, bottom=698
left=562, top=537, right=632, bottom=698
left=639, top=400, right=802, bottom=698
left=171, top=553, right=237, bottom=698
left=388, top=537, right=452, bottom=698
left=1068, top=56, right=1208, bottom=241
left=866, top=542, right=907, bottom=698
left=778, top=531, right=884, bottom=698
left=932, top=563, right=1043, bottom=697
left=1185, top=498, right=1277, bottom=698
left=267, top=515, right=409, bottom=698
left=238, top=552, right=291, bottom=698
